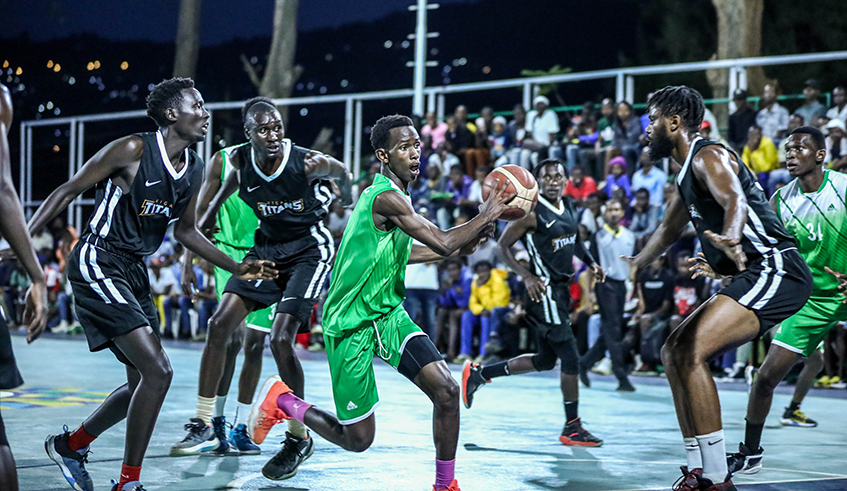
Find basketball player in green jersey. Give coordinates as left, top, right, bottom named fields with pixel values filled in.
left=689, top=127, right=847, bottom=475
left=247, top=115, right=513, bottom=491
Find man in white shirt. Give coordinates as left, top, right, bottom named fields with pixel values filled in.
left=631, top=147, right=667, bottom=207
left=756, top=83, right=790, bottom=141
left=826, top=86, right=847, bottom=124
left=526, top=96, right=560, bottom=147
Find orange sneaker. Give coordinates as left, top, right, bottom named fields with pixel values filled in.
left=248, top=375, right=292, bottom=444
left=433, top=479, right=460, bottom=491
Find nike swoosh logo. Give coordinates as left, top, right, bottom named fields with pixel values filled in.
left=546, top=220, right=556, bottom=228
left=247, top=185, right=261, bottom=192
left=145, top=180, right=161, bottom=187
left=293, top=403, right=302, bottom=410
left=707, top=439, right=724, bottom=446
left=281, top=297, right=294, bottom=302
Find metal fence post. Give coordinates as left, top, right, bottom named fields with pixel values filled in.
left=354, top=100, right=363, bottom=179
left=625, top=75, right=635, bottom=104
left=344, top=98, right=354, bottom=169
left=616, top=72, right=625, bottom=103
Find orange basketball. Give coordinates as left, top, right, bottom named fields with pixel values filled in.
left=481, top=165, right=539, bottom=221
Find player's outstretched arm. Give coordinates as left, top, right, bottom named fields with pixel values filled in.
left=28, top=135, right=141, bottom=236
left=174, top=184, right=276, bottom=280
left=695, top=146, right=749, bottom=272
left=0, top=85, right=47, bottom=342
left=380, top=179, right=512, bottom=261
left=198, top=166, right=239, bottom=234
left=495, top=212, right=548, bottom=302
left=630, top=191, right=690, bottom=270
left=304, top=151, right=353, bottom=206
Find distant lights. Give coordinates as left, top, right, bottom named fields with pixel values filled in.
left=52, top=145, right=60, bottom=153
left=46, top=101, right=54, bottom=109
left=482, top=66, right=491, bottom=74
left=2, top=61, right=7, bottom=68
left=53, top=63, right=61, bottom=72
left=15, top=67, right=22, bottom=75
left=299, top=108, right=308, bottom=117
left=47, top=60, right=54, bottom=68
left=384, top=40, right=393, bottom=49
left=147, top=83, right=155, bottom=91
left=401, top=40, right=411, bottom=49
left=319, top=86, right=327, bottom=94
left=340, top=79, right=349, bottom=88
left=37, top=104, right=45, bottom=113
left=54, top=108, right=61, bottom=115
left=120, top=61, right=128, bottom=70
left=87, top=60, right=101, bottom=71
left=68, top=77, right=75, bottom=85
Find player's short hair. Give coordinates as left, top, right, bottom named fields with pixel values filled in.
left=533, top=158, right=568, bottom=179
left=242, top=97, right=276, bottom=124
left=370, top=114, right=414, bottom=151
left=647, top=85, right=705, bottom=131
left=789, top=126, right=826, bottom=152
left=146, top=77, right=195, bottom=127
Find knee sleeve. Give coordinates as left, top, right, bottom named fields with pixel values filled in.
left=398, top=334, right=442, bottom=381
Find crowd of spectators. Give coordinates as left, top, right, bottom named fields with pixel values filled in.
left=4, top=79, right=847, bottom=388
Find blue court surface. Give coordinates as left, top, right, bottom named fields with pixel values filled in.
left=5, top=335, right=847, bottom=490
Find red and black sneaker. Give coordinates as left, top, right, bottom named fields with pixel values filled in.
left=461, top=361, right=488, bottom=409
left=671, top=466, right=702, bottom=491
left=558, top=418, right=603, bottom=447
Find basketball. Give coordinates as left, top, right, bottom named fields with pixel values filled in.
left=481, top=165, right=539, bottom=221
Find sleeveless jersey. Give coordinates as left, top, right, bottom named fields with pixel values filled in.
left=323, top=174, right=413, bottom=336
left=676, top=138, right=795, bottom=277
left=83, top=131, right=204, bottom=256
left=521, top=195, right=585, bottom=283
left=774, top=169, right=847, bottom=295
left=214, top=144, right=259, bottom=249
left=234, top=140, right=332, bottom=242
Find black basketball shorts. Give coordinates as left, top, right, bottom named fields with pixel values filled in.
left=224, top=228, right=334, bottom=329
left=67, top=236, right=160, bottom=365
left=719, top=247, right=813, bottom=333
left=525, top=280, right=574, bottom=343
left=0, top=309, right=23, bottom=390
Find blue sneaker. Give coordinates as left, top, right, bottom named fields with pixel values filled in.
left=229, top=423, right=261, bottom=455
left=111, top=480, right=146, bottom=491
left=209, top=416, right=238, bottom=456
left=45, top=426, right=94, bottom=491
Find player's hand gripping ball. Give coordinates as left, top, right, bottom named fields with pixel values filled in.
left=481, top=165, right=539, bottom=221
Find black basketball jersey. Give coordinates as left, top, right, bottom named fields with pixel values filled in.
left=676, top=137, right=795, bottom=276
left=83, top=132, right=204, bottom=256
left=234, top=140, right=331, bottom=242
left=521, top=195, right=592, bottom=283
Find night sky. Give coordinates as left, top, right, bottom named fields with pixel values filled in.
left=6, top=0, right=476, bottom=44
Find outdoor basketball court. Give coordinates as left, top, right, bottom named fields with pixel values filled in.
left=5, top=335, right=847, bottom=490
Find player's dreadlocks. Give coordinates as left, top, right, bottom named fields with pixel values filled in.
left=370, top=114, right=414, bottom=151
left=145, top=77, right=195, bottom=127
left=647, top=85, right=705, bottom=131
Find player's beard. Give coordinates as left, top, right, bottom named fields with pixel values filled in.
left=649, top=124, right=674, bottom=161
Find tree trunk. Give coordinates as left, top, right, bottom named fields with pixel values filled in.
left=707, top=0, right=771, bottom=127
left=173, top=0, right=203, bottom=78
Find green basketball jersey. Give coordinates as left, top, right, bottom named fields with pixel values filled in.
left=323, top=173, right=413, bottom=336
left=774, top=169, right=847, bottom=295
left=213, top=144, right=259, bottom=249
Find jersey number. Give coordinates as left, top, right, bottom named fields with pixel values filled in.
left=806, top=223, right=823, bottom=242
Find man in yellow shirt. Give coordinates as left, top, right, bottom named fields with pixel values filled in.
left=455, top=261, right=510, bottom=363
left=742, top=125, right=779, bottom=173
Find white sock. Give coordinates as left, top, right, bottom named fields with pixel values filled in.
left=214, top=395, right=227, bottom=419
left=196, top=395, right=216, bottom=426
left=288, top=419, right=308, bottom=439
left=683, top=437, right=702, bottom=470
left=234, top=402, right=252, bottom=427
left=696, top=430, right=728, bottom=483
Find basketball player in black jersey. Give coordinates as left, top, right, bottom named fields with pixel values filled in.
left=177, top=99, right=352, bottom=480
left=461, top=159, right=605, bottom=446
left=0, top=83, right=49, bottom=491
left=628, top=86, right=811, bottom=491
left=29, top=78, right=277, bottom=491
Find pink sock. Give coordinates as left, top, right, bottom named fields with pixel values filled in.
left=435, top=459, right=455, bottom=490
left=276, top=393, right=313, bottom=422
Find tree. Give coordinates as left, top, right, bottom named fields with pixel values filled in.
left=520, top=65, right=572, bottom=107
left=706, top=0, right=771, bottom=125
left=241, top=0, right=304, bottom=117
left=173, top=0, right=203, bottom=78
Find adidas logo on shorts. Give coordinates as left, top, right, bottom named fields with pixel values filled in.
left=347, top=401, right=358, bottom=411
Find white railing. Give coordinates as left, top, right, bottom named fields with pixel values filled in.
left=20, top=50, right=847, bottom=232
